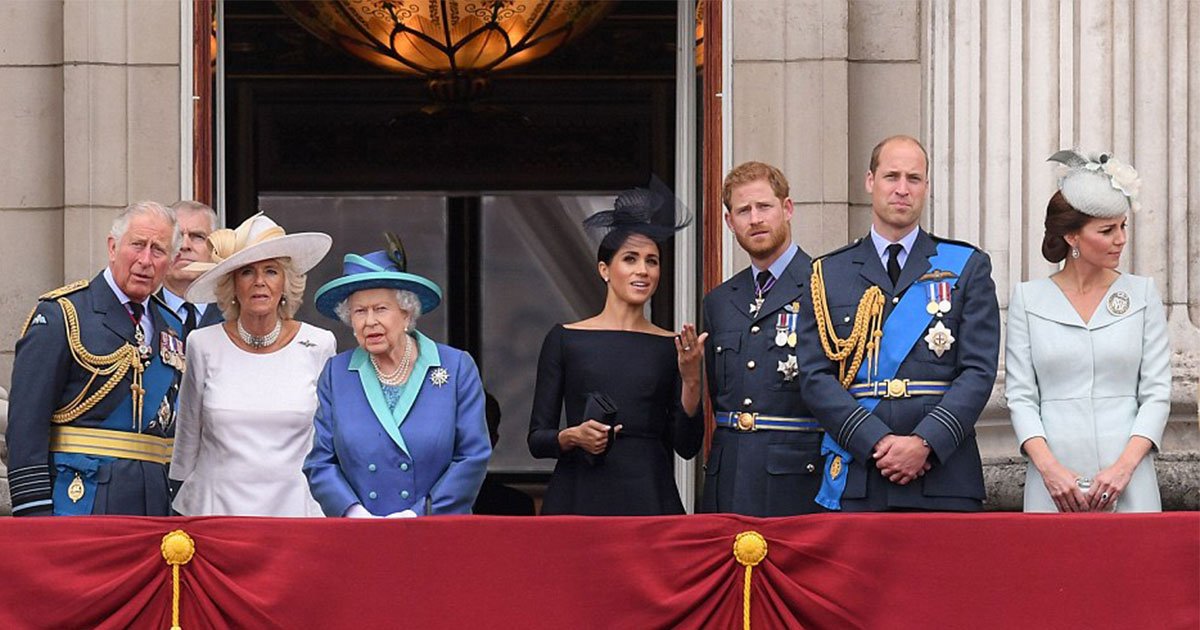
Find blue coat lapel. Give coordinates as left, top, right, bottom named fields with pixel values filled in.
left=91, top=275, right=135, bottom=342
left=853, top=238, right=892, bottom=293
left=725, top=268, right=756, bottom=320
left=348, top=332, right=444, bottom=456
left=894, top=230, right=936, bottom=296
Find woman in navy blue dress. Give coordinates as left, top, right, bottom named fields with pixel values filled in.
left=529, top=181, right=705, bottom=515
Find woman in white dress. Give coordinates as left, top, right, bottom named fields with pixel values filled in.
left=1006, top=151, right=1171, bottom=513
left=169, top=213, right=336, bottom=516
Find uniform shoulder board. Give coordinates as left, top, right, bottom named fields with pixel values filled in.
left=38, top=279, right=89, bottom=301
left=150, top=293, right=182, bottom=322
left=928, top=233, right=983, bottom=251
left=814, top=237, right=862, bottom=262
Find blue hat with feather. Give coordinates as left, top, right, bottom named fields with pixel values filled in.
left=314, top=233, right=442, bottom=320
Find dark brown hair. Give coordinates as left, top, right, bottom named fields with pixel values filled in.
left=1041, top=191, right=1091, bottom=263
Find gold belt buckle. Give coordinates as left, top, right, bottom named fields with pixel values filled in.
left=736, top=412, right=757, bottom=431
left=883, top=378, right=911, bottom=399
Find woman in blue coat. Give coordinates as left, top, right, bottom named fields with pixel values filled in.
left=303, top=239, right=490, bottom=517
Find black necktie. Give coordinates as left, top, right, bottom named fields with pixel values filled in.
left=182, top=302, right=197, bottom=339
left=886, top=243, right=903, bottom=287
left=755, top=270, right=774, bottom=297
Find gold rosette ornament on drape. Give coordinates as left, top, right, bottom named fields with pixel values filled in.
left=733, top=531, right=768, bottom=630
left=161, top=530, right=196, bottom=630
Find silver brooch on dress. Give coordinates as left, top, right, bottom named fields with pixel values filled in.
left=429, top=367, right=450, bottom=388
left=1107, top=291, right=1130, bottom=316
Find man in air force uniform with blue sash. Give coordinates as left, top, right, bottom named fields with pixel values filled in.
left=7, top=201, right=184, bottom=516
left=796, top=136, right=1000, bottom=511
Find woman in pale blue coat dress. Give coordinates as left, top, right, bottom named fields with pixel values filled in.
left=303, top=240, right=490, bottom=517
left=1006, top=151, right=1171, bottom=513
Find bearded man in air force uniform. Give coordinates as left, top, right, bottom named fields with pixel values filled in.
left=701, top=161, right=825, bottom=517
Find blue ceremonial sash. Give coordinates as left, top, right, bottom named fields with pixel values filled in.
left=816, top=242, right=973, bottom=510
left=52, top=323, right=179, bottom=516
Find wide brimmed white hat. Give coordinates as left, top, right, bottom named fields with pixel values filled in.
left=1048, top=150, right=1141, bottom=218
left=185, top=212, right=332, bottom=303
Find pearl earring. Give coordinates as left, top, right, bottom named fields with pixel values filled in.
left=1070, top=247, right=1080, bottom=260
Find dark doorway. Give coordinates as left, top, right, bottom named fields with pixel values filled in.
left=221, top=1, right=682, bottom=478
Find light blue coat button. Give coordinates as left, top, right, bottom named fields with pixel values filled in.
left=401, top=490, right=410, bottom=499
left=400, top=463, right=409, bottom=471
left=368, top=464, right=377, bottom=472
left=368, top=491, right=377, bottom=499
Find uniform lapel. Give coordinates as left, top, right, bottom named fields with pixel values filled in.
left=853, top=238, right=892, bottom=293
left=893, top=230, right=935, bottom=296
left=725, top=267, right=756, bottom=320
left=93, top=274, right=135, bottom=342
left=199, top=303, right=224, bottom=326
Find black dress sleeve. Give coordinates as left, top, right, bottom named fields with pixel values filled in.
left=528, top=325, right=566, bottom=459
left=668, top=359, right=704, bottom=460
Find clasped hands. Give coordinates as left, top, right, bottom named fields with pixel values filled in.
left=872, top=434, right=932, bottom=485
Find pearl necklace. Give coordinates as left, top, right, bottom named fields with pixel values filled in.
left=371, top=335, right=413, bottom=386
left=237, top=318, right=282, bottom=348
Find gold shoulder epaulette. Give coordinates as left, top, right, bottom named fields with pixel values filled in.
left=39, top=279, right=89, bottom=301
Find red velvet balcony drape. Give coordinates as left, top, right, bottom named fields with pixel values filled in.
left=0, top=513, right=1195, bottom=629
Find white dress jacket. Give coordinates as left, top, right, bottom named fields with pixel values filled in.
left=1005, top=274, right=1171, bottom=512
left=170, top=322, right=336, bottom=516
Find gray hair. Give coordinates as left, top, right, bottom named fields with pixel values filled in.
left=334, top=289, right=423, bottom=327
left=213, top=257, right=307, bottom=321
left=110, top=200, right=181, bottom=257
left=169, top=200, right=219, bottom=233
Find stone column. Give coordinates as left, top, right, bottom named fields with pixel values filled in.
left=0, top=1, right=66, bottom=389
left=729, top=0, right=862, bottom=265
left=62, top=0, right=183, bottom=280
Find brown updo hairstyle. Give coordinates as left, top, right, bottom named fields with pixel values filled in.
left=1041, top=191, right=1092, bottom=263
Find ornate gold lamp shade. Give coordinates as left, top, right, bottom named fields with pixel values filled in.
left=277, top=0, right=614, bottom=100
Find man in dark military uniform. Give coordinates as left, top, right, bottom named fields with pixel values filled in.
left=701, top=161, right=824, bottom=516
left=159, top=200, right=224, bottom=337
left=796, top=135, right=999, bottom=511
left=7, top=201, right=185, bottom=516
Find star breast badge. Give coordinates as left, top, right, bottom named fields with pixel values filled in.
left=924, top=321, right=955, bottom=358
left=776, top=354, right=799, bottom=382
left=429, top=367, right=450, bottom=388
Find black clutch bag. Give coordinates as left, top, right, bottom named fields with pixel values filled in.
left=582, top=392, right=619, bottom=466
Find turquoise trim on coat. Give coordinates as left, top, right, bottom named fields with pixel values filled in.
left=348, top=331, right=442, bottom=456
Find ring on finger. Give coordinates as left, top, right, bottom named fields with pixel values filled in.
left=1100, top=492, right=1110, bottom=502
left=683, top=345, right=692, bottom=351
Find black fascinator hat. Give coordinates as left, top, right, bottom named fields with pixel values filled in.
left=583, top=176, right=691, bottom=262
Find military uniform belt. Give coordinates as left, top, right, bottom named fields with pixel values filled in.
left=849, top=379, right=951, bottom=399
left=715, top=411, right=822, bottom=432
left=49, top=426, right=173, bottom=465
